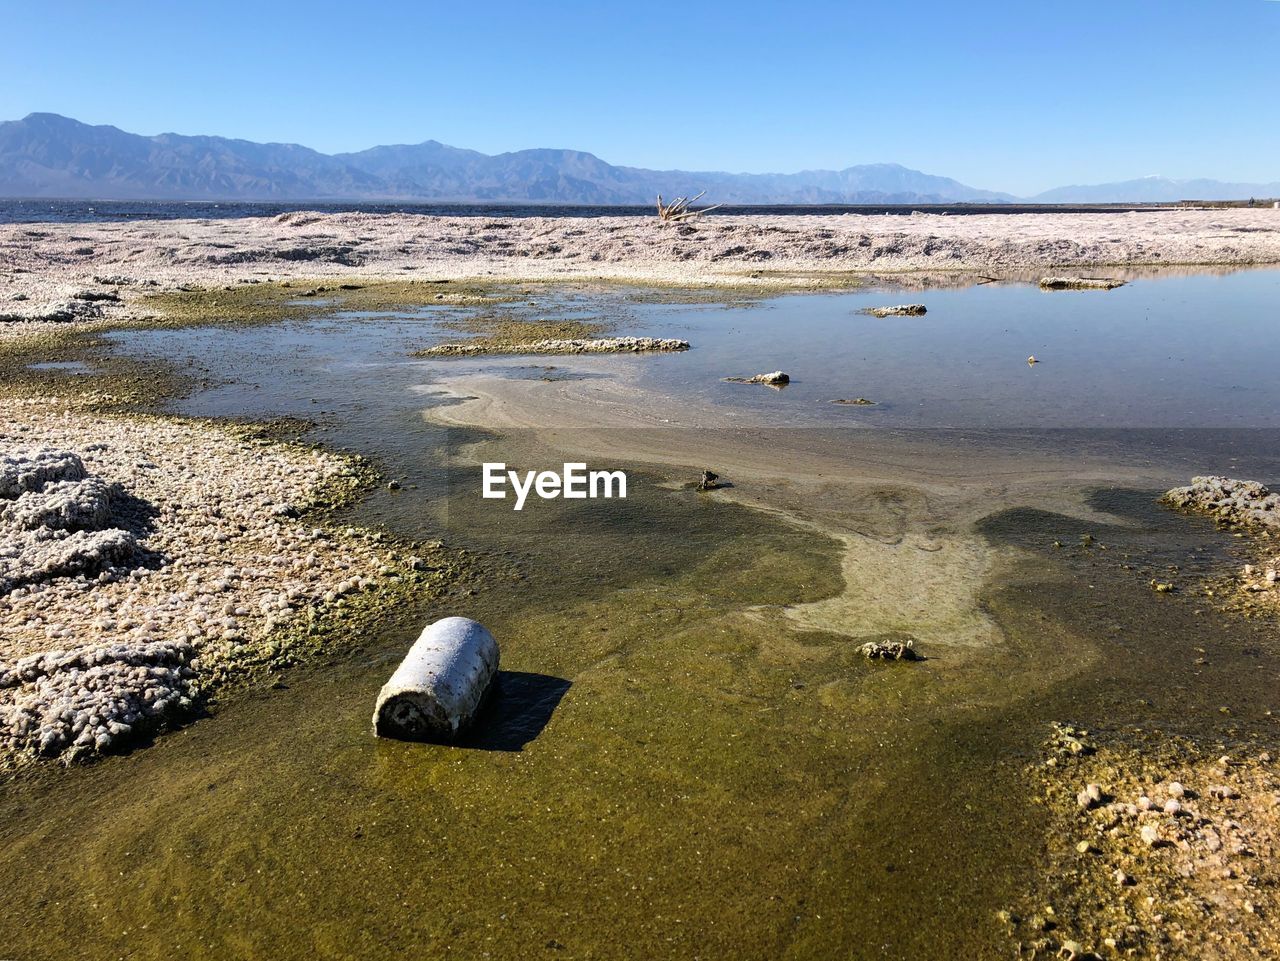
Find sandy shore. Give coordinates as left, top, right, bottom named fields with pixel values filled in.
left=3, top=208, right=1280, bottom=340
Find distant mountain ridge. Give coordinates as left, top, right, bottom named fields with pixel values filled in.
left=0, top=113, right=1275, bottom=205
left=0, top=113, right=1011, bottom=204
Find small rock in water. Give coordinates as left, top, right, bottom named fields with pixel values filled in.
left=1039, top=276, right=1126, bottom=291
left=726, top=370, right=790, bottom=387
left=864, top=304, right=927, bottom=317
left=858, top=638, right=918, bottom=661
left=831, top=397, right=876, bottom=406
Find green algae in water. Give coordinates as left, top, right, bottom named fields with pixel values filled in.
left=0, top=432, right=1040, bottom=961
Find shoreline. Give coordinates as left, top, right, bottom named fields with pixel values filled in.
left=4, top=208, right=1280, bottom=341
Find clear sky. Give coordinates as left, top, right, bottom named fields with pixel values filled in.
left=3, top=0, right=1278, bottom=195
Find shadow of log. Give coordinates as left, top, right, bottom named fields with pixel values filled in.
left=454, top=671, right=571, bottom=752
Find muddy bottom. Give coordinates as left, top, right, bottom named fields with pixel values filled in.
left=2, top=283, right=1279, bottom=960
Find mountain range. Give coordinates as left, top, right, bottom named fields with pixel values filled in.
left=1, top=113, right=1276, bottom=206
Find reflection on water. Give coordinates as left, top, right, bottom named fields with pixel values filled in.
left=109, top=268, right=1280, bottom=430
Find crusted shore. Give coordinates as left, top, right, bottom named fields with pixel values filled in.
left=4, top=208, right=1280, bottom=340
left=1162, top=476, right=1280, bottom=616
left=0, top=397, right=458, bottom=767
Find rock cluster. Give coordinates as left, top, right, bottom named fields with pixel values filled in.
left=1, top=449, right=138, bottom=596
left=1162, top=476, right=1280, bottom=531
left=858, top=638, right=918, bottom=661
left=1241, top=558, right=1279, bottom=593
left=420, top=336, right=690, bottom=356
left=1009, top=727, right=1280, bottom=959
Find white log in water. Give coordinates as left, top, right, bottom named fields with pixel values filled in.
left=372, top=616, right=500, bottom=741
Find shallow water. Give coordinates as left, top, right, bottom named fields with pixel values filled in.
left=557, top=270, right=1280, bottom=428
left=3, top=275, right=1280, bottom=960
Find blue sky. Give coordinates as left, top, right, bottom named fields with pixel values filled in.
left=2, top=0, right=1277, bottom=195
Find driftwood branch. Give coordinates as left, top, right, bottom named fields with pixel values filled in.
left=656, top=191, right=723, bottom=223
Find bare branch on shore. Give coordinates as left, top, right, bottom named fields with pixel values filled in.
left=657, top=191, right=724, bottom=224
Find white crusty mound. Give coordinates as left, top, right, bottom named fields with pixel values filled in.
left=1, top=641, right=195, bottom=757
left=420, top=336, right=690, bottom=356
left=1, top=450, right=137, bottom=597
left=1162, top=475, right=1280, bottom=529
left=0, top=400, right=395, bottom=763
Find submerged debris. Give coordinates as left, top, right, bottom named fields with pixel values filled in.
left=1039, top=277, right=1126, bottom=291
left=696, top=470, right=722, bottom=492
left=858, top=638, right=918, bottom=661
left=417, top=336, right=690, bottom=357
left=725, top=370, right=790, bottom=387
left=864, top=304, right=927, bottom=317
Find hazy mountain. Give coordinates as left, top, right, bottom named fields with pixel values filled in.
left=0, top=113, right=1012, bottom=204
left=0, top=113, right=383, bottom=200
left=2, top=114, right=1274, bottom=205
left=1032, top=176, right=1280, bottom=204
